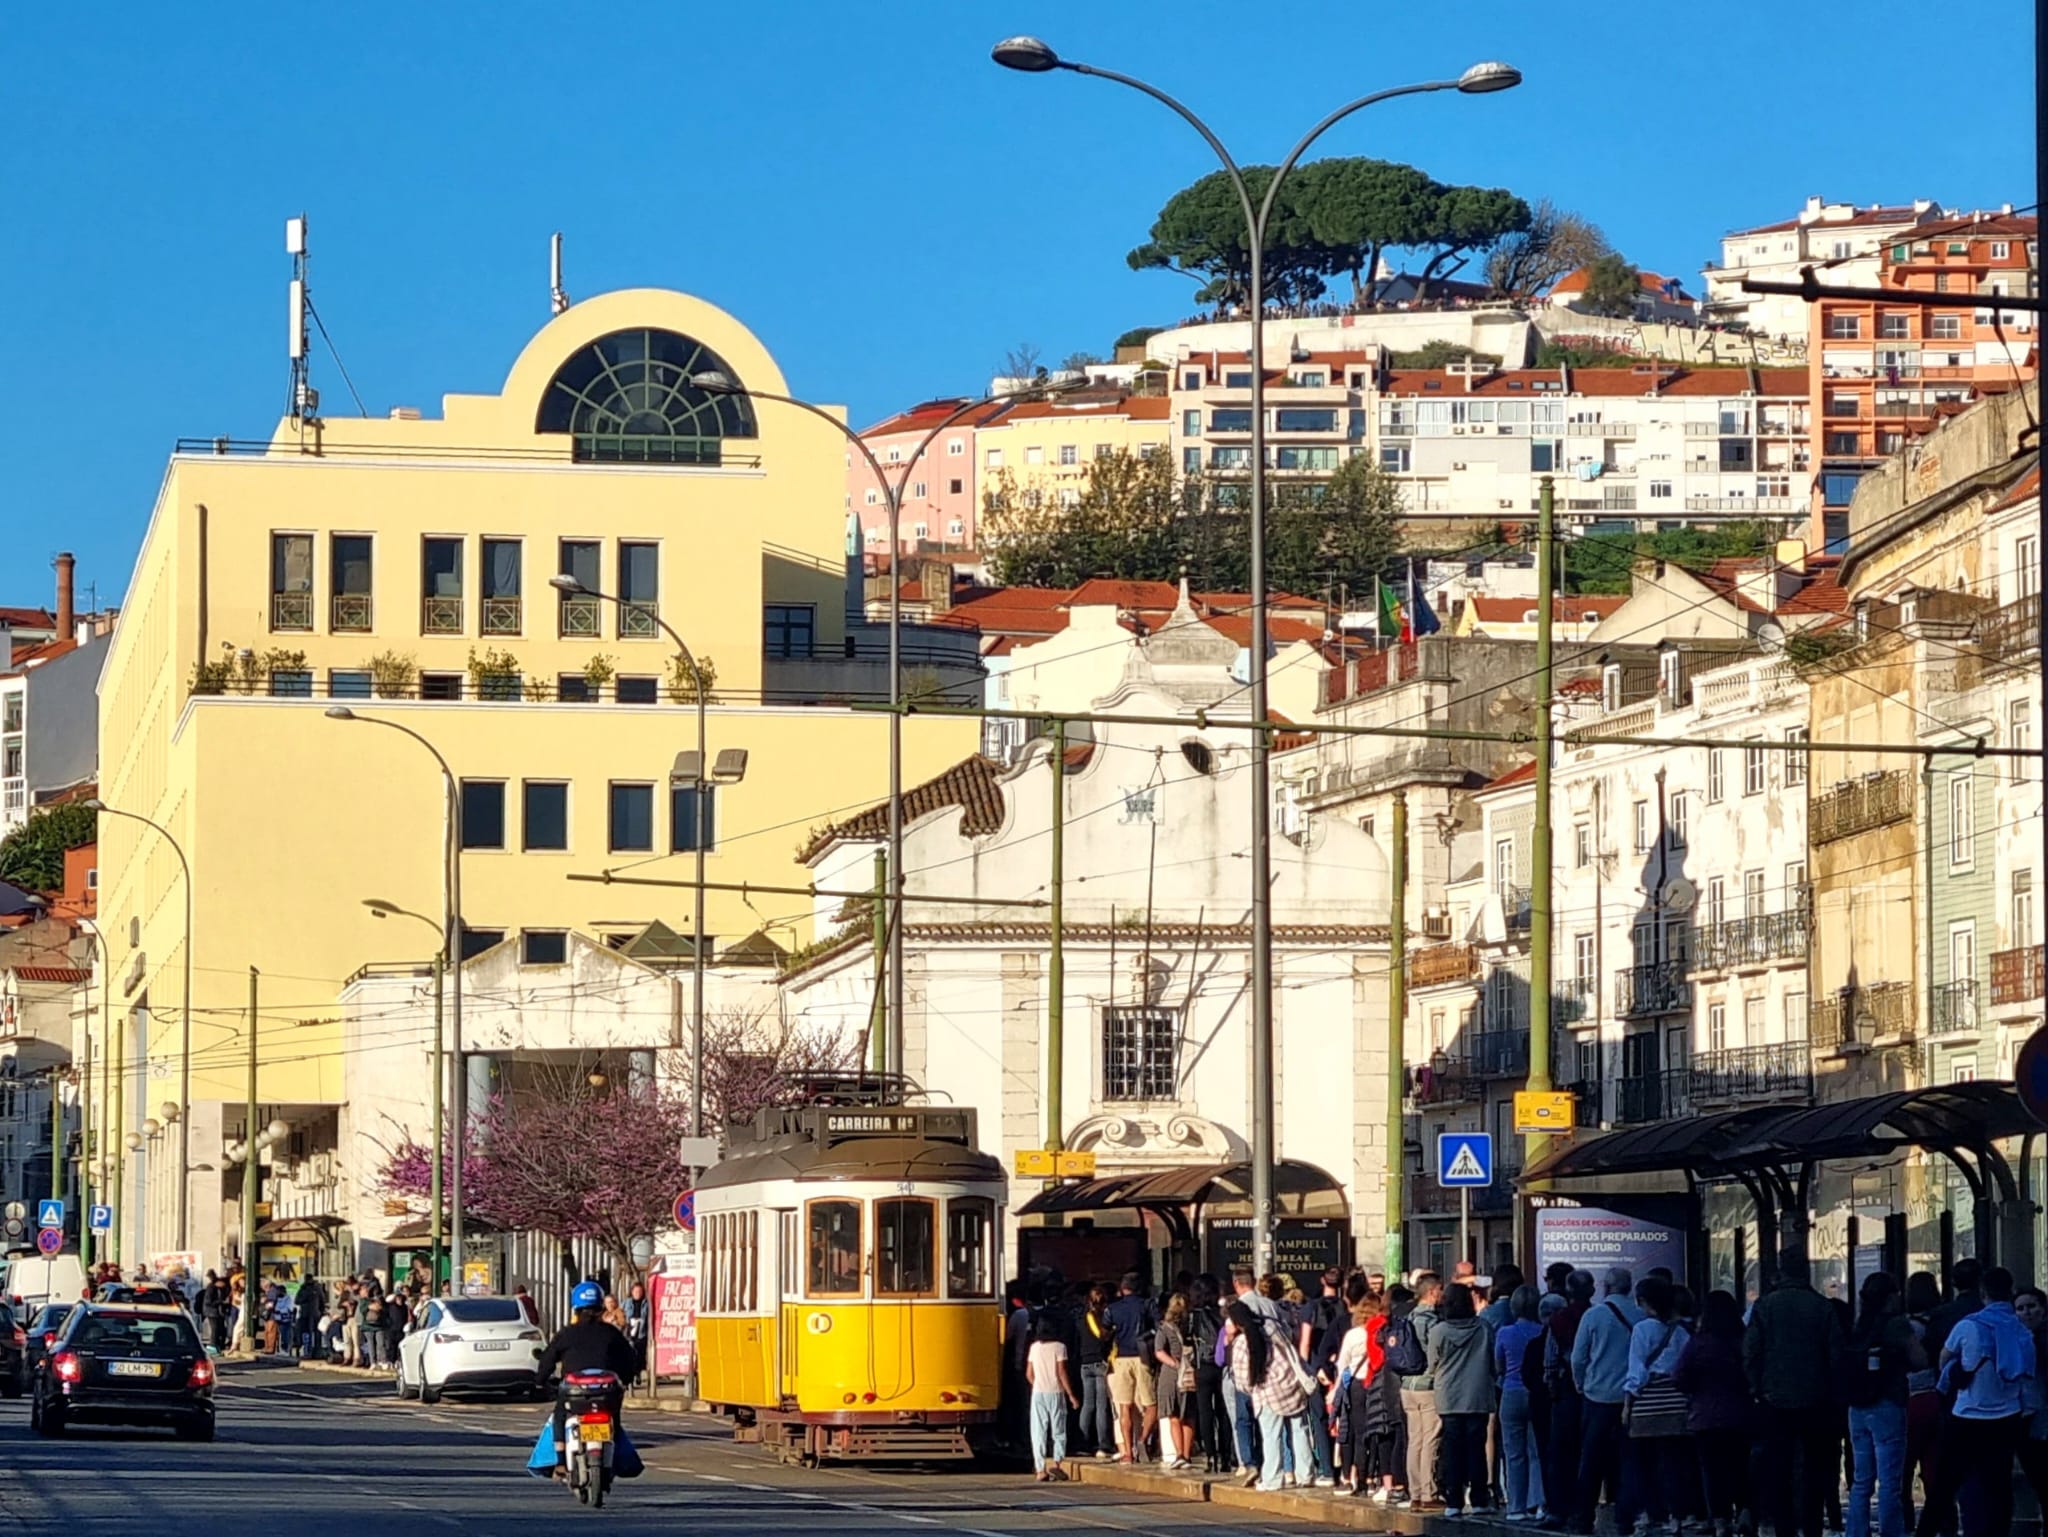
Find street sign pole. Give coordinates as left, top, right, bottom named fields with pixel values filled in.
left=1460, top=1187, right=1470, bottom=1272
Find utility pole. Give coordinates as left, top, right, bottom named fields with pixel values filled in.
left=869, top=851, right=888, bottom=1076
left=1047, top=720, right=1067, bottom=1155
left=49, top=1065, right=63, bottom=1211
left=1385, top=788, right=1407, bottom=1279
left=1526, top=474, right=1557, bottom=1167
left=243, top=967, right=260, bottom=1347
left=429, top=951, right=444, bottom=1287
left=79, top=1020, right=91, bottom=1266
left=110, top=1011, right=122, bottom=1267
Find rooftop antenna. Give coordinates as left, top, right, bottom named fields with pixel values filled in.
left=550, top=232, right=570, bottom=315
left=285, top=214, right=320, bottom=431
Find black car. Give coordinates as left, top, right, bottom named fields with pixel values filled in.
left=0, top=1302, right=24, bottom=1398
left=32, top=1304, right=215, bottom=1440
left=25, top=1304, right=75, bottom=1377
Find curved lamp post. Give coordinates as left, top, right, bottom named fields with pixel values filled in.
left=83, top=798, right=195, bottom=1253
left=364, top=898, right=447, bottom=1281
left=686, top=373, right=1083, bottom=1081
left=546, top=575, right=743, bottom=1145
left=324, top=708, right=466, bottom=1282
left=990, top=39, right=1521, bottom=1275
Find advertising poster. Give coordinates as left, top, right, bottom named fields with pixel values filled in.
left=1534, top=1205, right=1687, bottom=1284
left=651, top=1256, right=698, bottom=1378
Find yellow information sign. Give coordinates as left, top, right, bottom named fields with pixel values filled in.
left=1514, top=1090, right=1576, bottom=1135
left=1014, top=1149, right=1098, bottom=1178
left=1014, top=1149, right=1055, bottom=1177
left=1055, top=1150, right=1097, bottom=1178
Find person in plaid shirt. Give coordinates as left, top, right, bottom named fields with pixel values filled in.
left=1229, top=1298, right=1314, bottom=1492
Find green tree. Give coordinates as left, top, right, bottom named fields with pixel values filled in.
left=1127, top=166, right=1333, bottom=310
left=1292, top=157, right=1439, bottom=300
left=1484, top=200, right=1611, bottom=298
left=0, top=803, right=96, bottom=893
left=1534, top=341, right=1641, bottom=369
left=1388, top=340, right=1499, bottom=369
left=1416, top=184, right=1530, bottom=289
left=1576, top=254, right=1643, bottom=319
left=1112, top=325, right=1164, bottom=354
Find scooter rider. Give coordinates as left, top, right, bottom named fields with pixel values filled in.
left=537, top=1280, right=640, bottom=1466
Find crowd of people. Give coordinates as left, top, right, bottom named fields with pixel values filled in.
left=1004, top=1251, right=2048, bottom=1537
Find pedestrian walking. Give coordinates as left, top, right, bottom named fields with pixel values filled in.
left=1623, top=1274, right=1695, bottom=1534
left=1746, top=1251, right=1846, bottom=1537
left=1570, top=1267, right=1643, bottom=1536
left=1105, top=1271, right=1160, bottom=1464
left=1496, top=1283, right=1549, bottom=1521
left=1026, top=1313, right=1079, bottom=1480
left=1675, top=1290, right=1753, bottom=1537
left=1228, top=1298, right=1313, bottom=1494
left=623, top=1281, right=651, bottom=1384
left=1154, top=1291, right=1195, bottom=1470
left=198, top=1270, right=227, bottom=1349
left=1073, top=1282, right=1114, bottom=1459
left=1391, top=1273, right=1444, bottom=1509
left=1431, top=1281, right=1495, bottom=1519
left=1842, top=1273, right=1921, bottom=1537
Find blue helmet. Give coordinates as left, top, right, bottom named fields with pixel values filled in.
left=571, top=1281, right=603, bottom=1312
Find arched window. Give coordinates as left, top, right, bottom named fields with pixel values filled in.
left=537, top=328, right=758, bottom=465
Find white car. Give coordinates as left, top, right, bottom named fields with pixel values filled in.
left=396, top=1296, right=546, bottom=1403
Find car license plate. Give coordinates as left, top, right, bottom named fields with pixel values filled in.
left=108, top=1361, right=161, bottom=1378
left=473, top=1340, right=510, bottom=1352
left=579, top=1421, right=613, bottom=1443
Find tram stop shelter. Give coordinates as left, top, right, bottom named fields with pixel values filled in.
left=1523, top=1080, right=2043, bottom=1291
left=1014, top=1158, right=1352, bottom=1287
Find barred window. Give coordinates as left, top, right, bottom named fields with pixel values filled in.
left=1103, top=1007, right=1178, bottom=1101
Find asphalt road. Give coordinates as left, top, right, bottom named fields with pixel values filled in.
left=0, top=1364, right=1331, bottom=1535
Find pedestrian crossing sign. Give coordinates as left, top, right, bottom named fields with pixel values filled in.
left=1437, top=1132, right=1493, bottom=1188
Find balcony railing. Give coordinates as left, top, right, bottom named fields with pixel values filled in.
left=1468, top=1031, right=1530, bottom=1078
left=558, top=594, right=602, bottom=639
left=1694, top=908, right=1810, bottom=971
left=1812, top=772, right=1913, bottom=844
left=1616, top=961, right=1691, bottom=1017
left=1503, top=885, right=1532, bottom=933
left=1410, top=942, right=1479, bottom=987
left=1563, top=1080, right=1601, bottom=1127
left=1992, top=944, right=2045, bottom=1006
left=1616, top=1070, right=1692, bottom=1125
left=1553, top=977, right=1597, bottom=1024
left=1689, top=1043, right=1813, bottom=1105
left=1813, top=981, right=1915, bottom=1047
left=421, top=595, right=464, bottom=635
left=618, top=602, right=659, bottom=639
left=330, top=592, right=372, bottom=632
left=1979, top=592, right=2041, bottom=662
left=481, top=596, right=523, bottom=636
left=1409, top=1059, right=1475, bottom=1107
left=270, top=591, right=314, bottom=632
left=1929, top=980, right=1981, bottom=1035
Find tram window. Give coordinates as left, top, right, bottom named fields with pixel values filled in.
left=741, top=1210, right=757, bottom=1310
left=876, top=1198, right=937, bottom=1297
left=946, top=1197, right=996, bottom=1298
left=807, top=1199, right=863, bottom=1295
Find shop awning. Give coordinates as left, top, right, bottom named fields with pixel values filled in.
left=1016, top=1158, right=1345, bottom=1218
left=382, top=1215, right=503, bottom=1242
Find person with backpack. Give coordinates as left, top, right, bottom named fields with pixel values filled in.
left=1073, top=1282, right=1115, bottom=1459
left=1105, top=1272, right=1160, bottom=1464
left=1302, top=1268, right=1348, bottom=1489
left=1388, top=1273, right=1442, bottom=1509
left=1188, top=1276, right=1232, bottom=1472
left=1496, top=1284, right=1550, bottom=1521
left=1570, top=1267, right=1643, bottom=1537
left=1676, top=1291, right=1753, bottom=1537
left=1843, top=1274, right=1922, bottom=1537
left=1229, top=1298, right=1314, bottom=1493
left=1919, top=1265, right=2033, bottom=1537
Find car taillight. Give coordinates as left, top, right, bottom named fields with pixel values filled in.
left=517, top=1328, right=543, bottom=1341
left=40, top=1333, right=56, bottom=1348
left=188, top=1359, right=215, bottom=1388
left=51, top=1351, right=82, bottom=1384
left=10, top=1328, right=23, bottom=1348
left=432, top=1332, right=463, bottom=1345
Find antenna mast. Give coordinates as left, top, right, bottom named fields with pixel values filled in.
left=550, top=232, right=570, bottom=315
left=285, top=215, right=319, bottom=430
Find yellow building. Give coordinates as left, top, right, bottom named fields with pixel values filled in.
left=95, top=287, right=977, bottom=1270
left=974, top=390, right=1170, bottom=507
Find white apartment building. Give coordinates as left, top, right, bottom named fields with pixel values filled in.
left=1702, top=196, right=1945, bottom=340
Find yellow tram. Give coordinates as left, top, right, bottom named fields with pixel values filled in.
left=694, top=1103, right=1007, bottom=1462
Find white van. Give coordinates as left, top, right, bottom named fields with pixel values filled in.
left=1, top=1252, right=87, bottom=1311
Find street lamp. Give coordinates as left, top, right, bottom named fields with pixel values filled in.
left=365, top=897, right=447, bottom=1281
left=990, top=38, right=1521, bottom=1275
left=685, top=372, right=1081, bottom=1081
left=83, top=798, right=195, bottom=1252
left=547, top=573, right=736, bottom=1140
left=324, top=707, right=467, bottom=1282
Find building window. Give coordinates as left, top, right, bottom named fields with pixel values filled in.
left=1633, top=800, right=1651, bottom=853
left=1879, top=313, right=1911, bottom=339
left=270, top=533, right=314, bottom=631
left=2020, top=535, right=2041, bottom=599
left=537, top=328, right=755, bottom=464
left=1493, top=837, right=1515, bottom=894
left=1102, top=1007, right=1177, bottom=1101
left=522, top=781, right=569, bottom=851
left=1024, top=445, right=1044, bottom=466
left=1224, top=370, right=1253, bottom=388
left=1668, top=792, right=1689, bottom=850
left=1183, top=448, right=1202, bottom=474
left=1380, top=446, right=1411, bottom=473
left=1707, top=1003, right=1726, bottom=1054
left=268, top=668, right=312, bottom=698
left=2013, top=700, right=2033, bottom=782
left=420, top=671, right=464, bottom=701
left=1826, top=432, right=1863, bottom=457
left=1930, top=314, right=1962, bottom=341
left=1825, top=313, right=1862, bottom=339
left=556, top=674, right=591, bottom=703
left=331, top=534, right=373, bottom=632
left=1784, top=727, right=1808, bottom=787
left=765, top=604, right=815, bottom=659
left=1704, top=876, right=1726, bottom=930
left=984, top=448, right=1003, bottom=469
left=1574, top=934, right=1596, bottom=989
left=557, top=540, right=601, bottom=636
left=910, top=481, right=927, bottom=499
left=1574, top=823, right=1591, bottom=868
left=1182, top=410, right=1202, bottom=436
left=329, top=669, right=373, bottom=699
left=862, top=488, right=878, bottom=506
left=913, top=522, right=930, bottom=538
left=1949, top=771, right=1974, bottom=869
left=1743, top=740, right=1766, bottom=795
left=1649, top=479, right=1672, bottom=499
left=616, top=542, right=659, bottom=637
left=947, top=479, right=963, bottom=497
left=459, top=927, right=505, bottom=961
left=481, top=537, right=522, bottom=635
left=421, top=536, right=465, bottom=634
left=615, top=676, right=658, bottom=705
left=608, top=783, right=655, bottom=853
left=671, top=784, right=718, bottom=853
left=1992, top=241, right=2012, bottom=260
left=1706, top=749, right=1724, bottom=803
left=1744, top=995, right=1765, bottom=1043
left=1786, top=861, right=1807, bottom=905
left=2014, top=870, right=2035, bottom=947
left=948, top=519, right=964, bottom=537
left=521, top=930, right=568, bottom=966
left=1057, top=444, right=1078, bottom=466
left=460, top=781, right=506, bottom=850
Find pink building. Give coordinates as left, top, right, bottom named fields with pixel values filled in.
left=847, top=398, right=1005, bottom=557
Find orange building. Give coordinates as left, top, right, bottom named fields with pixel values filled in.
left=1808, top=212, right=2037, bottom=553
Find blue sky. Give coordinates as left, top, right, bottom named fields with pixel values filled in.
left=2, top=0, right=2033, bottom=607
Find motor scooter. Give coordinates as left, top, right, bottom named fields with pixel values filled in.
left=561, top=1369, right=621, bottom=1507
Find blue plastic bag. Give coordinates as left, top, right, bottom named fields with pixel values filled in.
left=524, top=1419, right=643, bottom=1479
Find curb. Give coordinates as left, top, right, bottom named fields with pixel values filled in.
left=296, top=1360, right=392, bottom=1379
left=1059, top=1460, right=1457, bottom=1535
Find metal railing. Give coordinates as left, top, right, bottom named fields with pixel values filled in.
left=1812, top=981, right=1914, bottom=1047
left=1504, top=884, right=1532, bottom=933
left=1409, top=1059, right=1474, bottom=1106
left=1469, top=1031, right=1530, bottom=1078
left=1563, top=1080, right=1601, bottom=1128
left=481, top=596, right=523, bottom=636
left=1979, top=592, right=2041, bottom=661
left=618, top=603, right=659, bottom=640
left=1992, top=944, right=2045, bottom=1006
left=421, top=595, right=464, bottom=635
left=1929, top=979, right=1980, bottom=1035
left=1812, top=771, right=1913, bottom=844
left=270, top=592, right=314, bottom=632
left=1410, top=942, right=1479, bottom=987
left=330, top=593, right=372, bottom=632
left=1689, top=1043, right=1812, bottom=1104
left=1694, top=908, right=1810, bottom=971
left=1553, top=977, right=1597, bottom=1024
left=558, top=594, right=603, bottom=639
left=1615, top=961, right=1691, bottom=1017
left=1616, top=1070, right=1692, bottom=1125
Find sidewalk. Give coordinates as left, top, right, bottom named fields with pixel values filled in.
left=1057, top=1460, right=1502, bottom=1535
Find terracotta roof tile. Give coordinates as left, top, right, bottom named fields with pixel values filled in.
left=1467, top=595, right=1626, bottom=625
left=1990, top=463, right=2042, bottom=514
left=860, top=399, right=1008, bottom=439
left=0, top=607, right=55, bottom=629
left=1476, top=759, right=1538, bottom=794
left=987, top=393, right=1171, bottom=423
left=9, top=966, right=90, bottom=985
left=800, top=756, right=1007, bottom=861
